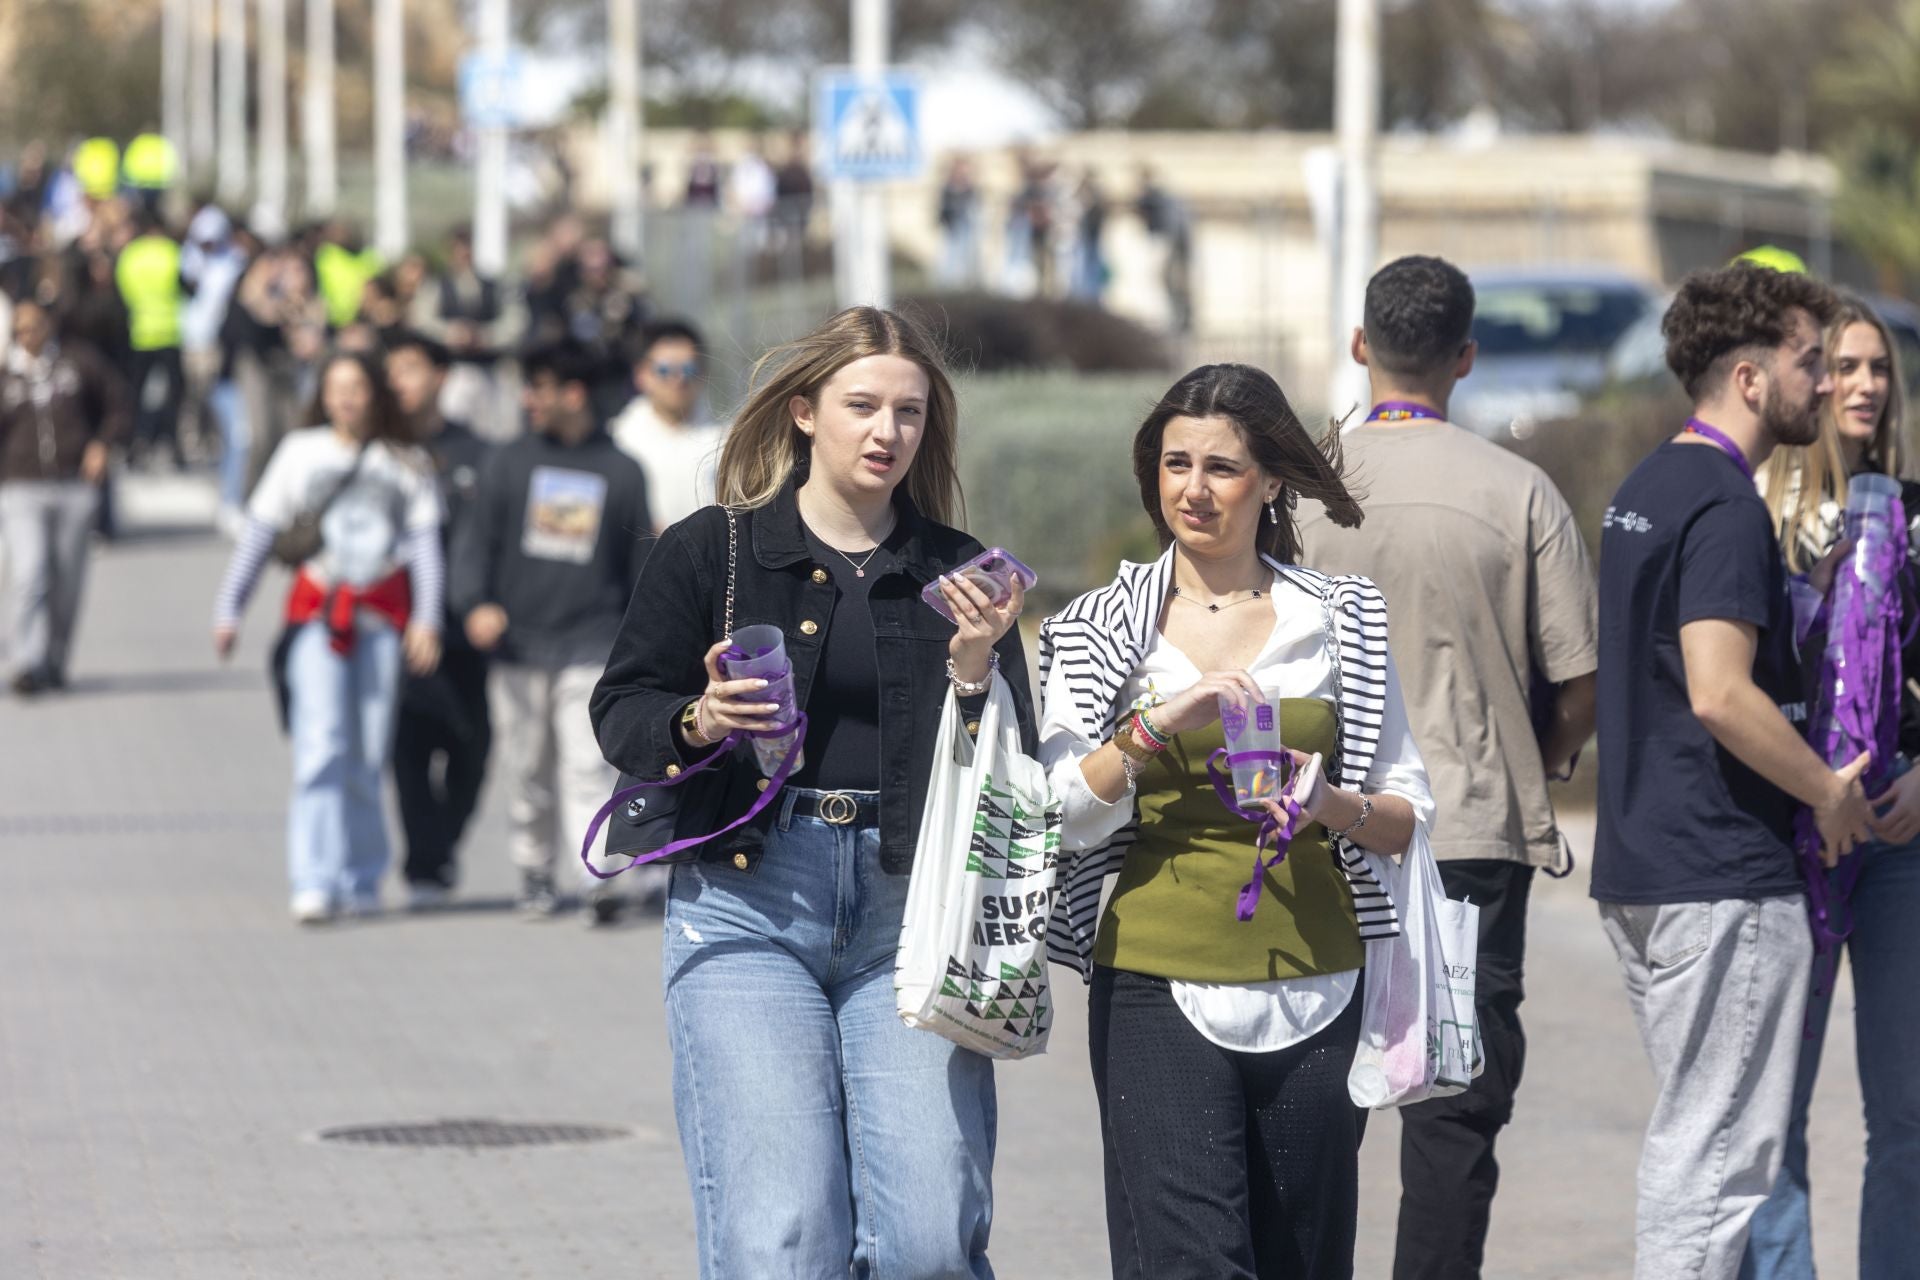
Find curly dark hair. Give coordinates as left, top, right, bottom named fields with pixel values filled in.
left=1662, top=263, right=1840, bottom=398
left=1362, top=255, right=1476, bottom=377
left=1132, top=363, right=1363, bottom=564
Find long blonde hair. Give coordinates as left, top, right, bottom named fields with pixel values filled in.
left=1762, top=295, right=1908, bottom=572
left=713, top=306, right=964, bottom=527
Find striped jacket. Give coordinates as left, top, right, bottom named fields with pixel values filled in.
left=1038, top=549, right=1402, bottom=980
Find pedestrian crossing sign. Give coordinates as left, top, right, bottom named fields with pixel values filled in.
left=814, top=69, right=924, bottom=182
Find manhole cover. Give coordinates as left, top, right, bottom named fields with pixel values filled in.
left=315, top=1119, right=634, bottom=1149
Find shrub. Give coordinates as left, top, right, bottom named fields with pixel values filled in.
left=900, top=292, right=1175, bottom=375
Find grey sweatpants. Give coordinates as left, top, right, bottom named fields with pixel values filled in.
left=0, top=480, right=99, bottom=681
left=1598, top=895, right=1811, bottom=1280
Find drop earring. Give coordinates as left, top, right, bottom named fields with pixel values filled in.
left=1266, top=494, right=1279, bottom=524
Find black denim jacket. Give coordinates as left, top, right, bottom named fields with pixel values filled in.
left=590, top=479, right=1036, bottom=874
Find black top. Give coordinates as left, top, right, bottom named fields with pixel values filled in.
left=449, top=428, right=651, bottom=669
left=1593, top=441, right=1806, bottom=903
left=789, top=522, right=903, bottom=791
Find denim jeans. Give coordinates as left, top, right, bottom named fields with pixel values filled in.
left=286, top=620, right=402, bottom=906
left=208, top=379, right=247, bottom=513
left=662, top=789, right=996, bottom=1279
left=1598, top=895, right=1812, bottom=1280
left=0, top=479, right=98, bottom=680
left=1741, top=827, right=1920, bottom=1280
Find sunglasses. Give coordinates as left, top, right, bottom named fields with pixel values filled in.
left=651, top=361, right=701, bottom=380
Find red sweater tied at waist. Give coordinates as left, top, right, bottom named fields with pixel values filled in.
left=286, top=567, right=411, bottom=655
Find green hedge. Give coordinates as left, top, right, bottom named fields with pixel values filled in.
left=952, top=372, right=1171, bottom=608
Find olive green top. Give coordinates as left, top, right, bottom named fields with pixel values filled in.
left=1093, top=698, right=1364, bottom=982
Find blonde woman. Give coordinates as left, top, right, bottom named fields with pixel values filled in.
left=1747, top=297, right=1920, bottom=1280
left=591, top=307, right=1033, bottom=1278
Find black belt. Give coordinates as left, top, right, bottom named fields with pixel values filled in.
left=789, top=790, right=881, bottom=827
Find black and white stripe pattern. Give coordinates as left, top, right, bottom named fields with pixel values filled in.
left=1040, top=552, right=1401, bottom=981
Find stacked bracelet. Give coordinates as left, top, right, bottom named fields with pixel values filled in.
left=946, top=652, right=999, bottom=696
left=1133, top=708, right=1170, bottom=750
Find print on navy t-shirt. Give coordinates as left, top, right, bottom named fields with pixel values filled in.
left=1593, top=440, right=1806, bottom=904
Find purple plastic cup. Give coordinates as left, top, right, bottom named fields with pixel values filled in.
left=1218, top=690, right=1284, bottom=808
left=721, top=623, right=805, bottom=776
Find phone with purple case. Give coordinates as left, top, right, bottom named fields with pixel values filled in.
left=921, top=547, right=1038, bottom=623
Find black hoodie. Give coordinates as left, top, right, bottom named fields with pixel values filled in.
left=450, top=427, right=651, bottom=668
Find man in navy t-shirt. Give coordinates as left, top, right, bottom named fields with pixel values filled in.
left=1594, top=263, right=1877, bottom=1280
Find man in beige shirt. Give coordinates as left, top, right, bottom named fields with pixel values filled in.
left=1299, top=254, right=1598, bottom=1280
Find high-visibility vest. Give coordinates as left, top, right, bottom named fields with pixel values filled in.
left=73, top=138, right=120, bottom=200
left=314, top=242, right=385, bottom=329
left=123, top=133, right=178, bottom=191
left=116, top=234, right=185, bottom=351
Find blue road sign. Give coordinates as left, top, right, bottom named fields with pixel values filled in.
left=459, top=50, right=526, bottom=130
left=814, top=69, right=924, bottom=183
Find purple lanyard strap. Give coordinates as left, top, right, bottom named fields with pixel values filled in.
left=1205, top=748, right=1305, bottom=922
left=578, top=710, right=810, bottom=881
left=1366, top=400, right=1443, bottom=424
left=1683, top=417, right=1755, bottom=483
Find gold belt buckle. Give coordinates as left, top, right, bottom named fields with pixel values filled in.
left=818, top=792, right=859, bottom=825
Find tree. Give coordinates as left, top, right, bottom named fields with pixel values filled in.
left=1817, top=0, right=1920, bottom=285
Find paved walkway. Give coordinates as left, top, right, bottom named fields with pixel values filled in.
left=0, top=477, right=1867, bottom=1277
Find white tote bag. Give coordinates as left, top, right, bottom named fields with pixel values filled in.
left=1348, top=823, right=1482, bottom=1108
left=895, top=680, right=1062, bottom=1060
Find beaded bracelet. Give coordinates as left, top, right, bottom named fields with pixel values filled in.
left=1133, top=707, right=1170, bottom=749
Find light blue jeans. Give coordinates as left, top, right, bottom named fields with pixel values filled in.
left=1741, top=821, right=1920, bottom=1279
left=662, top=789, right=996, bottom=1279
left=286, top=620, right=401, bottom=905
left=208, top=379, right=247, bottom=513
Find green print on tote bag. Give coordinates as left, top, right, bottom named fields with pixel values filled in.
left=896, top=680, right=1062, bottom=1060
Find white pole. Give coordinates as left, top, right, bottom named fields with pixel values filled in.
left=373, top=0, right=408, bottom=258
left=254, top=0, right=287, bottom=236
left=190, top=0, right=216, bottom=177
left=472, top=0, right=511, bottom=277
left=606, top=0, right=644, bottom=264
left=163, top=0, right=190, bottom=186
left=1330, top=0, right=1379, bottom=422
left=217, top=0, right=249, bottom=205
left=843, top=0, right=890, bottom=309
left=304, top=0, right=336, bottom=217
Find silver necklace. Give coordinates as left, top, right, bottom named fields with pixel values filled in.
left=832, top=544, right=884, bottom=578
left=1170, top=584, right=1265, bottom=614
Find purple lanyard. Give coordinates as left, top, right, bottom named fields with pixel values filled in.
left=1683, top=418, right=1754, bottom=483
left=1366, top=400, right=1443, bottom=424
left=1205, top=748, right=1304, bottom=922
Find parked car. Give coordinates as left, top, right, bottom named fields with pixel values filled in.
left=1452, top=268, right=1660, bottom=439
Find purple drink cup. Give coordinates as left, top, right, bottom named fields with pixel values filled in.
left=1217, top=690, right=1284, bottom=808
left=721, top=624, right=805, bottom=776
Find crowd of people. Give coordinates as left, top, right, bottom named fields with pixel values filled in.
left=1, top=130, right=1910, bottom=1280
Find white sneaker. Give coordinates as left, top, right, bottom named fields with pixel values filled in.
left=290, top=891, right=333, bottom=924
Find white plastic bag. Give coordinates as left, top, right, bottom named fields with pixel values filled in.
left=895, top=680, right=1062, bottom=1060
left=1348, top=823, right=1482, bottom=1108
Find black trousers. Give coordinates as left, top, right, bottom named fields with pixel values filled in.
left=1090, top=965, right=1367, bottom=1280
left=128, top=346, right=185, bottom=464
left=1393, top=860, right=1534, bottom=1280
left=391, top=646, right=492, bottom=888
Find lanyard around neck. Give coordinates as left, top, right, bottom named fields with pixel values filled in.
left=1365, top=400, right=1442, bottom=424
left=1683, top=417, right=1754, bottom=483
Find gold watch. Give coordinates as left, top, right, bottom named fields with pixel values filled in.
left=680, top=698, right=706, bottom=742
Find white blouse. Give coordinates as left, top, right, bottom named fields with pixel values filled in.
left=1040, top=571, right=1436, bottom=1051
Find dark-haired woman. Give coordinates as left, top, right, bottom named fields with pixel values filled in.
left=213, top=351, right=444, bottom=923
left=1039, top=364, right=1434, bottom=1279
